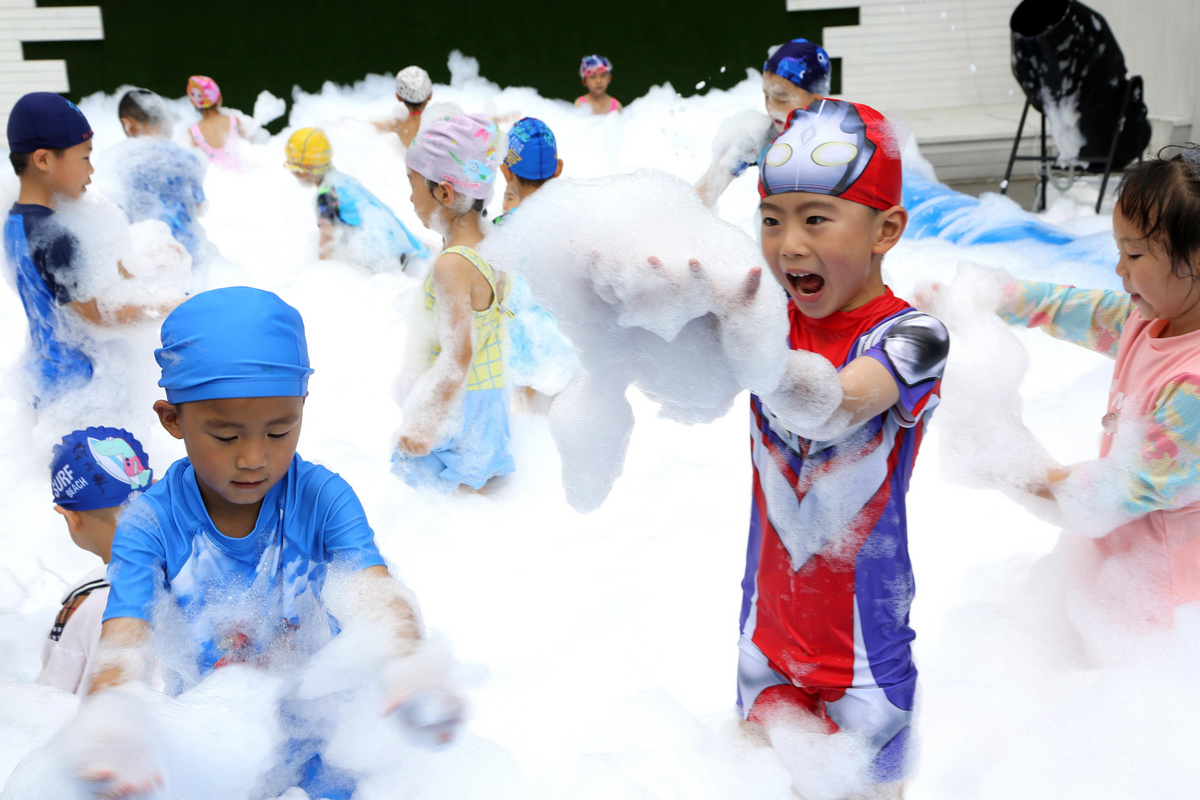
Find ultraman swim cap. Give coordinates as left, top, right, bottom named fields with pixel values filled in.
left=758, top=98, right=901, bottom=211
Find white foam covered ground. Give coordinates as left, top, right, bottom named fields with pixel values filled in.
left=1, top=54, right=1195, bottom=799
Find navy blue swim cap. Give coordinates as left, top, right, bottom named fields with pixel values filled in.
left=51, top=427, right=152, bottom=511
left=156, top=287, right=314, bottom=404
left=7, top=92, right=94, bottom=154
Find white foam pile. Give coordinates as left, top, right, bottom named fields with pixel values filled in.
left=0, top=51, right=1196, bottom=799
left=484, top=169, right=839, bottom=511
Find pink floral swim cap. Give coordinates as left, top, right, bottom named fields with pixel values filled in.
left=186, top=75, right=221, bottom=109
left=405, top=113, right=504, bottom=201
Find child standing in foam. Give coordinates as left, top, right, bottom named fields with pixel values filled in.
left=739, top=100, right=948, bottom=796
left=984, top=150, right=1200, bottom=618
left=112, top=88, right=210, bottom=260
left=574, top=55, right=622, bottom=115
left=185, top=75, right=243, bottom=169
left=40, top=427, right=152, bottom=696
left=394, top=113, right=515, bottom=491
left=495, top=117, right=582, bottom=407
left=696, top=39, right=830, bottom=207
left=4, top=92, right=178, bottom=404
left=373, top=65, right=434, bottom=149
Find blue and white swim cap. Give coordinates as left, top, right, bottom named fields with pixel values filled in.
left=51, top=427, right=152, bottom=510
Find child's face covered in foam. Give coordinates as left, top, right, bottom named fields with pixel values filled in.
left=762, top=73, right=817, bottom=133
left=163, top=396, right=304, bottom=520
left=759, top=191, right=889, bottom=319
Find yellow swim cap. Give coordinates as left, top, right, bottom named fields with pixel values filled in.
left=285, top=128, right=332, bottom=175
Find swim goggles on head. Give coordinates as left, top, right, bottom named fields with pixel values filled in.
left=580, top=55, right=612, bottom=78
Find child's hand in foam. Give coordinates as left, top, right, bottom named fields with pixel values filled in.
left=64, top=686, right=166, bottom=799
left=397, top=426, right=435, bottom=457
left=380, top=640, right=465, bottom=749
left=388, top=687, right=466, bottom=749
left=913, top=261, right=1015, bottom=325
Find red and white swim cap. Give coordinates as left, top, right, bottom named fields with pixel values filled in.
left=758, top=99, right=901, bottom=211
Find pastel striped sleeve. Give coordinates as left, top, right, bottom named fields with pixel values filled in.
left=997, top=280, right=1132, bottom=358
left=1121, top=374, right=1200, bottom=516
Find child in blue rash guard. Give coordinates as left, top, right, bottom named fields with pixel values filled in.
left=696, top=39, right=831, bottom=207
left=112, top=88, right=209, bottom=260
left=39, top=427, right=152, bottom=697
left=4, top=92, right=171, bottom=403
left=285, top=127, right=429, bottom=271
left=70, top=287, right=460, bottom=800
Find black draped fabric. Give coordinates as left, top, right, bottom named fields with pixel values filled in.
left=1010, top=0, right=1150, bottom=171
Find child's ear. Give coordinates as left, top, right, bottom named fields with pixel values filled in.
left=153, top=400, right=185, bottom=440
left=871, top=205, right=908, bottom=255
left=437, top=181, right=456, bottom=207
left=53, top=505, right=83, bottom=534
left=553, top=158, right=564, bottom=179
left=500, top=163, right=514, bottom=182
left=31, top=148, right=55, bottom=173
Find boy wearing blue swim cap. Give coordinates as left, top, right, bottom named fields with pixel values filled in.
left=39, top=427, right=152, bottom=697
left=71, top=287, right=460, bottom=799
left=5, top=91, right=178, bottom=402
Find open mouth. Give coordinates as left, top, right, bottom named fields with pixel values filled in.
left=788, top=272, right=825, bottom=297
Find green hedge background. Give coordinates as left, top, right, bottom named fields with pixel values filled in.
left=26, top=0, right=857, bottom=130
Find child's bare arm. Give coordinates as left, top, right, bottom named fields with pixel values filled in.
left=317, top=221, right=335, bottom=260
left=343, top=565, right=423, bottom=655
left=68, top=297, right=176, bottom=327
left=397, top=257, right=476, bottom=455
left=832, top=355, right=902, bottom=429
left=87, top=618, right=154, bottom=693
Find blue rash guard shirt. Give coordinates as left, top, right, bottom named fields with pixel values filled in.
left=316, top=169, right=428, bottom=263
left=105, top=453, right=387, bottom=695
left=3, top=203, right=92, bottom=397
left=114, top=140, right=208, bottom=257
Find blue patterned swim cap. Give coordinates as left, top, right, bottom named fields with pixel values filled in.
left=764, top=39, right=832, bottom=95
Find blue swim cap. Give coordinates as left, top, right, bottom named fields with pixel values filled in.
left=51, top=427, right=152, bottom=511
left=7, top=92, right=94, bottom=154
left=505, top=118, right=559, bottom=181
left=156, top=287, right=314, bottom=404
left=764, top=39, right=832, bottom=95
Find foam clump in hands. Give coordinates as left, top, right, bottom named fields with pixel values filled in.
left=482, top=169, right=842, bottom=511
left=3, top=670, right=285, bottom=800
left=912, top=262, right=1165, bottom=541
left=314, top=567, right=466, bottom=750
left=913, top=261, right=1062, bottom=497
